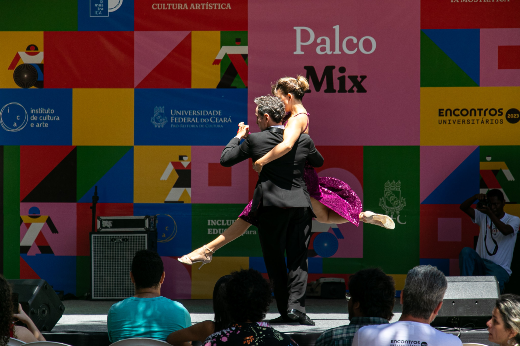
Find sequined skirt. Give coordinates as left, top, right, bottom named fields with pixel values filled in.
left=238, top=163, right=362, bottom=227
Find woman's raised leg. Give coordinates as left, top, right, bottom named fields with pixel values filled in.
left=178, top=218, right=251, bottom=267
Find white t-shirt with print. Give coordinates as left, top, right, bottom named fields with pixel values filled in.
left=473, top=210, right=520, bottom=275
left=352, top=321, right=462, bottom=346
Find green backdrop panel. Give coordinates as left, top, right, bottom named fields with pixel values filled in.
left=191, top=204, right=262, bottom=257
left=3, top=146, right=20, bottom=278
left=220, top=31, right=248, bottom=89
left=480, top=146, right=520, bottom=204
left=0, top=1, right=78, bottom=31
left=361, top=146, right=420, bottom=273
left=76, top=256, right=90, bottom=298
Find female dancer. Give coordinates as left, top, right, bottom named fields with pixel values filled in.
left=178, top=76, right=394, bottom=267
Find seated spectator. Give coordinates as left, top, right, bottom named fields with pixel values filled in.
left=352, top=265, right=462, bottom=346
left=167, top=275, right=232, bottom=345
left=0, top=274, right=45, bottom=344
left=107, top=250, right=191, bottom=343
left=204, top=269, right=298, bottom=345
left=315, top=268, right=395, bottom=346
left=487, top=294, right=520, bottom=346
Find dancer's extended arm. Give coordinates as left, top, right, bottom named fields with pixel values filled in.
left=253, top=114, right=308, bottom=172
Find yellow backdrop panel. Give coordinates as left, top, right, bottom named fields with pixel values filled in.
left=134, top=146, right=191, bottom=203
left=421, top=87, right=520, bottom=146
left=0, top=32, right=44, bottom=88
left=191, top=31, right=221, bottom=88
left=72, top=89, right=134, bottom=146
left=191, top=257, right=249, bottom=299
left=388, top=274, right=407, bottom=291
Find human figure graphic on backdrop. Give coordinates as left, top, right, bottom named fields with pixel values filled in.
left=219, top=95, right=324, bottom=325
left=20, top=206, right=58, bottom=255
left=178, top=76, right=395, bottom=268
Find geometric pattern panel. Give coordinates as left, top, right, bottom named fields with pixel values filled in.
left=77, top=147, right=134, bottom=203
left=479, top=146, right=520, bottom=204
left=0, top=1, right=77, bottom=31
left=77, top=0, right=134, bottom=31
left=481, top=29, right=520, bottom=87
left=421, top=29, right=479, bottom=87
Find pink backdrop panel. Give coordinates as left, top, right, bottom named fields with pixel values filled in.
left=248, top=0, right=420, bottom=145
left=318, top=168, right=363, bottom=258
left=191, top=146, right=249, bottom=203
left=20, top=203, right=77, bottom=256
left=161, top=256, right=192, bottom=299
left=420, top=146, right=478, bottom=203
left=481, top=29, right=520, bottom=87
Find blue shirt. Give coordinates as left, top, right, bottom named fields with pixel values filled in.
left=107, top=296, right=191, bottom=342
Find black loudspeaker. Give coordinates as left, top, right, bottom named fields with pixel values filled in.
left=90, top=231, right=157, bottom=299
left=432, top=276, right=499, bottom=327
left=8, top=279, right=65, bottom=331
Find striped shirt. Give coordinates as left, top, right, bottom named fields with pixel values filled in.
left=315, top=317, right=389, bottom=346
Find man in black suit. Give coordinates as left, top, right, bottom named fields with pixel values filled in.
left=220, top=95, right=324, bottom=325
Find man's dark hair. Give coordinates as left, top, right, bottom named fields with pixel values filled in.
left=487, top=189, right=505, bottom=202
left=402, top=265, right=447, bottom=320
left=225, top=269, right=272, bottom=323
left=349, top=268, right=395, bottom=320
left=131, top=250, right=164, bottom=290
left=254, top=95, right=285, bottom=123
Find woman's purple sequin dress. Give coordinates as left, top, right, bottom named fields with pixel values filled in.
left=239, top=162, right=362, bottom=227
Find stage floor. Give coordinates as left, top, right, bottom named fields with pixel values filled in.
left=52, top=298, right=497, bottom=345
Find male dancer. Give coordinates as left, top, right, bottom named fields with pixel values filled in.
left=220, top=95, right=324, bottom=325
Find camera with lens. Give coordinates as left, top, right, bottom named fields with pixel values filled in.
left=477, top=199, right=490, bottom=209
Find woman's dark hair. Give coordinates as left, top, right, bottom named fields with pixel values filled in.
left=225, top=269, right=272, bottom=323
left=496, top=294, right=520, bottom=344
left=213, top=275, right=232, bottom=331
left=131, top=250, right=164, bottom=290
left=271, top=75, right=310, bottom=100
left=349, top=268, right=395, bottom=321
left=0, top=275, right=14, bottom=345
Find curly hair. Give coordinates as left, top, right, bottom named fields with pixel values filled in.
left=225, top=269, right=272, bottom=323
left=254, top=96, right=285, bottom=123
left=496, top=294, right=520, bottom=345
left=349, top=268, right=395, bottom=320
left=0, top=275, right=14, bottom=345
left=213, top=275, right=232, bottom=332
left=271, top=75, right=310, bottom=100
left=131, top=250, right=164, bottom=290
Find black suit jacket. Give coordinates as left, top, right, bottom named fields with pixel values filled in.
left=220, top=127, right=324, bottom=212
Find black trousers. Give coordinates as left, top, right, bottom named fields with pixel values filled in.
left=257, top=206, right=313, bottom=317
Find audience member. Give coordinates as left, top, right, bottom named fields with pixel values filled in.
left=107, top=250, right=191, bottom=342
left=315, top=268, right=395, bottom=346
left=459, top=189, right=520, bottom=293
left=487, top=294, right=520, bottom=346
left=204, top=269, right=298, bottom=345
left=352, top=265, right=462, bottom=346
left=167, top=275, right=232, bottom=345
left=0, top=274, right=45, bottom=344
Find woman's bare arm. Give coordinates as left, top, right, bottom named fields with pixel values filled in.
left=253, top=114, right=308, bottom=172
left=166, top=320, right=215, bottom=345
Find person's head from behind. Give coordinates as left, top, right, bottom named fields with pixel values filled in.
left=348, top=268, right=395, bottom=321
left=131, top=250, right=165, bottom=291
left=271, top=76, right=309, bottom=113
left=254, top=96, right=285, bottom=131
left=225, top=269, right=271, bottom=324
left=486, top=189, right=506, bottom=218
left=213, top=275, right=232, bottom=331
left=487, top=294, right=520, bottom=346
left=0, top=275, right=13, bottom=345
left=401, top=265, right=447, bottom=323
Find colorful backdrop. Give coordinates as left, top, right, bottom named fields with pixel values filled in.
left=1, top=0, right=520, bottom=299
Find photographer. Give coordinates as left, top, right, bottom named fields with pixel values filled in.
left=459, top=189, right=520, bottom=293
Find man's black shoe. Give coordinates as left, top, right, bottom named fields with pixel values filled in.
left=287, top=309, right=315, bottom=326
left=268, top=315, right=297, bottom=324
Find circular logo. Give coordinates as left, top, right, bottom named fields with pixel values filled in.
left=421, top=343, right=428, bottom=346
left=0, top=102, right=28, bottom=132
left=156, top=214, right=177, bottom=243
left=506, top=108, right=520, bottom=124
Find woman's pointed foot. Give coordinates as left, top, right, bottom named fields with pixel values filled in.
left=178, top=245, right=215, bottom=269
left=361, top=211, right=395, bottom=229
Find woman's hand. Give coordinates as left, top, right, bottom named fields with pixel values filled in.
left=253, top=160, right=264, bottom=173
left=237, top=122, right=249, bottom=139
left=13, top=304, right=30, bottom=324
